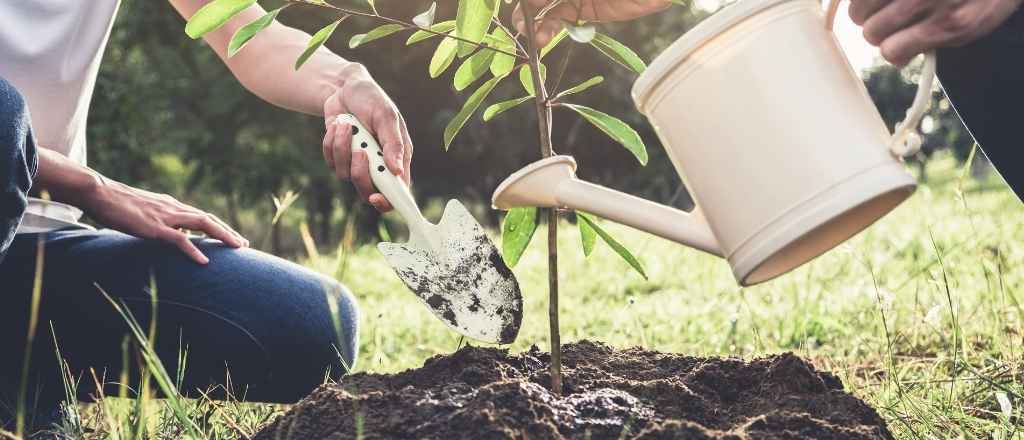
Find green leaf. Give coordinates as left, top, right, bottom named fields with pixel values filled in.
left=566, top=23, right=596, bottom=43
left=455, top=0, right=499, bottom=57
left=540, top=29, right=568, bottom=58
left=350, top=24, right=404, bottom=48
left=483, top=96, right=531, bottom=121
left=488, top=27, right=517, bottom=76
left=406, top=21, right=456, bottom=45
left=227, top=5, right=286, bottom=58
left=564, top=104, right=648, bottom=165
left=444, top=74, right=507, bottom=148
left=518, top=63, right=547, bottom=96
left=555, top=76, right=602, bottom=98
left=413, top=2, right=437, bottom=28
left=185, top=0, right=257, bottom=39
left=454, top=50, right=495, bottom=91
left=579, top=214, right=597, bottom=257
left=501, top=207, right=539, bottom=267
left=295, top=18, right=344, bottom=70
left=578, top=213, right=647, bottom=278
left=429, top=36, right=459, bottom=78
left=591, top=33, right=646, bottom=74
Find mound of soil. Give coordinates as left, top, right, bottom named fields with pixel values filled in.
left=254, top=341, right=890, bottom=439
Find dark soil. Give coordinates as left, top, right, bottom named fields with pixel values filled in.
left=254, top=341, right=891, bottom=439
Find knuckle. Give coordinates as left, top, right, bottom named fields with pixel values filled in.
left=862, top=27, right=883, bottom=46
left=939, top=9, right=975, bottom=36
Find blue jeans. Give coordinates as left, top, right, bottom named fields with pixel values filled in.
left=0, top=78, right=359, bottom=426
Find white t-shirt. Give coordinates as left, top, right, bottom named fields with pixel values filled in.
left=0, top=0, right=121, bottom=233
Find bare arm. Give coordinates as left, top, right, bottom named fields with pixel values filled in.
left=35, top=148, right=246, bottom=264
left=168, top=0, right=348, bottom=116
left=168, top=0, right=414, bottom=211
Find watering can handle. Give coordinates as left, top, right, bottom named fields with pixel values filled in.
left=824, top=0, right=936, bottom=157
left=335, top=114, right=430, bottom=239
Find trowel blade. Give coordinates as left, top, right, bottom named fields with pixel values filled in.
left=378, top=200, right=523, bottom=344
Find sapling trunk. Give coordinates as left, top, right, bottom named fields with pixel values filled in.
left=519, top=2, right=562, bottom=396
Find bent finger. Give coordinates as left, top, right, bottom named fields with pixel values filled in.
left=350, top=149, right=375, bottom=202
left=162, top=228, right=209, bottom=265
left=323, top=122, right=337, bottom=168
left=368, top=193, right=393, bottom=213
left=849, top=0, right=888, bottom=25
left=172, top=212, right=243, bottom=248
left=880, top=20, right=941, bottom=66
left=862, top=0, right=934, bottom=46
left=332, top=121, right=353, bottom=180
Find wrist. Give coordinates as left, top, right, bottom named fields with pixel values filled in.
left=59, top=169, right=107, bottom=208
left=318, top=62, right=373, bottom=115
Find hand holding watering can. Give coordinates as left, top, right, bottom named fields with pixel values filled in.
left=514, top=0, right=1023, bottom=65
left=497, top=0, right=1017, bottom=286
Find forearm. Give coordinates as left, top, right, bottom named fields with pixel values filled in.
left=33, top=148, right=102, bottom=206
left=169, top=0, right=362, bottom=116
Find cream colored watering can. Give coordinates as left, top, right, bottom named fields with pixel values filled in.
left=492, top=0, right=936, bottom=286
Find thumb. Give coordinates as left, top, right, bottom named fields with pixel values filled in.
left=373, top=112, right=406, bottom=177
left=323, top=90, right=345, bottom=126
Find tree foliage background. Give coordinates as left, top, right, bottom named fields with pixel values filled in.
left=86, top=0, right=975, bottom=255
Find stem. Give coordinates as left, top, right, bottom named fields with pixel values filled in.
left=521, top=0, right=562, bottom=397
left=289, top=0, right=526, bottom=60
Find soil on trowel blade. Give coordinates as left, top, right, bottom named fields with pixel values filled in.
left=254, top=341, right=890, bottom=439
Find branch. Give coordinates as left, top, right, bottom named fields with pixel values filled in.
left=520, top=3, right=554, bottom=157
left=288, top=0, right=526, bottom=60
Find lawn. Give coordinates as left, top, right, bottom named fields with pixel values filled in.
left=20, top=152, right=1024, bottom=439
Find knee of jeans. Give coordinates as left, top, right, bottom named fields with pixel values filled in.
left=263, top=279, right=359, bottom=402
left=329, top=281, right=360, bottom=372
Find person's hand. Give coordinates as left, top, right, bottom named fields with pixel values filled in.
left=321, top=64, right=413, bottom=213
left=850, top=0, right=1023, bottom=66
left=77, top=177, right=248, bottom=265
left=513, top=0, right=672, bottom=47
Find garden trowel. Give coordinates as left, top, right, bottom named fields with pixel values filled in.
left=337, top=115, right=522, bottom=344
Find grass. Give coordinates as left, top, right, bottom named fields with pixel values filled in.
left=9, top=152, right=1023, bottom=439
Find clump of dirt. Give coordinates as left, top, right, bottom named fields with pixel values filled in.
left=254, top=341, right=891, bottom=439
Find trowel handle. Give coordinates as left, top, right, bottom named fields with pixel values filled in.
left=335, top=114, right=428, bottom=232
left=825, top=0, right=935, bottom=157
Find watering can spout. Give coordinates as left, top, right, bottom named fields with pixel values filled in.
left=493, top=156, right=724, bottom=258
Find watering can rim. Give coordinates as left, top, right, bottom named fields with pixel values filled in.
left=492, top=155, right=577, bottom=210
left=632, top=0, right=803, bottom=111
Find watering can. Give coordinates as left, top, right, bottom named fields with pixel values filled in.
left=493, top=0, right=936, bottom=286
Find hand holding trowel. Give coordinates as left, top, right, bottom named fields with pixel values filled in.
left=336, top=115, right=523, bottom=344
